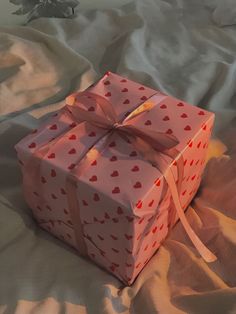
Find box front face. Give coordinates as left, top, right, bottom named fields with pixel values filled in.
left=15, top=72, right=215, bottom=285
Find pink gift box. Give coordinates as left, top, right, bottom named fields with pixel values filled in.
left=15, top=72, right=215, bottom=285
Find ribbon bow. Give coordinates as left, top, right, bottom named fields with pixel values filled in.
left=65, top=91, right=216, bottom=263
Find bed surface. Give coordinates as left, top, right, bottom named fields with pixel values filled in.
left=0, top=0, right=236, bottom=313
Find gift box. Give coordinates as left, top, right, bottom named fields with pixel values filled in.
left=15, top=72, right=215, bottom=285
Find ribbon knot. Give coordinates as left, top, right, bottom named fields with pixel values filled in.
left=113, top=122, right=122, bottom=130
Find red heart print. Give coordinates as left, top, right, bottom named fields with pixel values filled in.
left=50, top=124, right=57, bottom=130
left=134, top=181, right=142, bottom=189
left=69, top=122, right=76, bottom=128
left=28, top=142, right=36, bottom=149
left=148, top=199, right=154, bottom=207
left=117, top=207, right=123, bottom=214
left=91, top=160, right=97, bottom=166
left=105, top=92, right=111, bottom=97
left=41, top=176, right=46, bottom=184
left=60, top=188, right=66, bottom=195
left=135, top=263, right=141, bottom=269
left=181, top=113, right=188, bottom=118
left=110, top=265, right=115, bottom=272
left=89, top=175, right=97, bottom=182
left=68, top=163, right=76, bottom=170
left=88, top=106, right=95, bottom=111
left=187, top=140, right=193, bottom=147
left=155, top=179, right=160, bottom=186
left=191, top=175, right=196, bottom=181
left=138, top=217, right=145, bottom=224
left=145, top=120, right=152, bottom=126
left=184, top=159, right=187, bottom=166
left=112, top=248, right=119, bottom=253
left=68, top=148, right=76, bottom=154
left=112, top=218, right=119, bottom=223
left=136, top=200, right=142, bottom=209
left=45, top=205, right=51, bottom=212
left=69, top=134, right=76, bottom=140
left=160, top=104, right=167, bottom=109
left=111, top=170, right=119, bottom=177
left=123, top=99, right=130, bottom=104
left=163, top=116, right=170, bottom=121
left=104, top=212, right=110, bottom=219
left=173, top=161, right=177, bottom=166
left=131, top=165, right=139, bottom=172
left=125, top=234, right=133, bottom=240
left=51, top=193, right=57, bottom=199
left=202, top=125, right=207, bottom=131
left=51, top=169, right=56, bottom=177
left=89, top=131, right=96, bottom=137
left=184, top=125, right=191, bottom=131
left=166, top=129, right=173, bottom=134
left=104, top=80, right=110, bottom=85
left=139, top=86, right=145, bottom=90
left=141, top=96, right=147, bottom=101
left=125, top=248, right=132, bottom=254
left=198, top=110, right=205, bottom=115
left=100, top=249, right=105, bottom=256
left=126, top=216, right=134, bottom=222
left=48, top=153, right=55, bottom=159
left=109, top=141, right=116, bottom=147
left=190, top=159, right=194, bottom=166
left=197, top=141, right=201, bottom=148
left=93, top=193, right=100, bottom=201
left=110, top=234, right=118, bottom=240
left=182, top=190, right=186, bottom=196
left=82, top=200, right=88, bottom=206
left=110, top=156, right=117, bottom=162
left=97, top=235, right=104, bottom=241
left=130, top=151, right=137, bottom=157
left=152, top=226, right=157, bottom=234
left=177, top=102, right=184, bottom=107
left=112, top=187, right=120, bottom=194
left=152, top=241, right=157, bottom=248
left=64, top=208, right=68, bottom=214
left=144, top=245, right=149, bottom=251
left=137, top=233, right=142, bottom=240
left=122, top=88, right=128, bottom=92
left=121, top=79, right=127, bottom=82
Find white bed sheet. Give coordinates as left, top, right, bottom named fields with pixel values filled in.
left=0, top=1, right=236, bottom=313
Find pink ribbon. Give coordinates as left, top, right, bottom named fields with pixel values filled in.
left=24, top=90, right=217, bottom=263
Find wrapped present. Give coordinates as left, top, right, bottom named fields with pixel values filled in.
left=15, top=72, right=216, bottom=285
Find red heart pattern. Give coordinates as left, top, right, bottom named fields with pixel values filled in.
left=69, top=134, right=76, bottom=140
left=131, top=165, right=139, bottom=172
left=21, top=72, right=214, bottom=286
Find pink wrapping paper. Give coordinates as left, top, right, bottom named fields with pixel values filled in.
left=15, top=72, right=214, bottom=285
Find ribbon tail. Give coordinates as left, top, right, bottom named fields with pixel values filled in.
left=158, top=156, right=217, bottom=263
